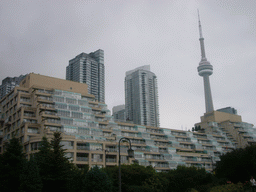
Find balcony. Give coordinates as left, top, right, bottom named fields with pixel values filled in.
left=77, top=146, right=90, bottom=150
left=106, top=158, right=116, bottom=163
left=146, top=129, right=164, bottom=135
left=91, top=158, right=103, bottom=162
left=76, top=157, right=89, bottom=162
left=150, top=135, right=167, bottom=141
left=145, top=156, right=165, bottom=160
left=106, top=148, right=117, bottom=152
left=155, top=163, right=169, bottom=168
left=159, top=149, right=168, bottom=153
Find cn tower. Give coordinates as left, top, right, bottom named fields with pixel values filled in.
left=197, top=11, right=214, bottom=113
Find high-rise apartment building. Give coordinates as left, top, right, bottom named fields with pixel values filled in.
left=112, top=105, right=126, bottom=121
left=66, top=49, right=105, bottom=102
left=125, top=65, right=159, bottom=127
left=0, top=75, right=26, bottom=100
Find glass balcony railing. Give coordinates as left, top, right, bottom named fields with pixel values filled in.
left=76, top=157, right=88, bottom=161
left=106, top=158, right=116, bottom=163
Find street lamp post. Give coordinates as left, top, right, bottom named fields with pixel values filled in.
left=119, top=137, right=134, bottom=192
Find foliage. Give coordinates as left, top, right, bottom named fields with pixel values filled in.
left=143, top=172, right=169, bottom=192
left=20, top=158, right=43, bottom=192
left=34, top=136, right=53, bottom=181
left=84, top=166, right=112, bottom=192
left=215, top=144, right=256, bottom=183
left=167, top=166, right=214, bottom=192
left=103, top=164, right=168, bottom=192
left=67, top=164, right=89, bottom=192
left=50, top=131, right=73, bottom=180
left=209, top=182, right=244, bottom=192
left=35, top=132, right=74, bottom=191
left=0, top=137, right=26, bottom=192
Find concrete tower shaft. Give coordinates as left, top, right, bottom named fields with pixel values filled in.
left=197, top=11, right=214, bottom=113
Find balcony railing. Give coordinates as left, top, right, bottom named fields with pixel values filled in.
left=91, top=159, right=103, bottom=162
left=106, top=158, right=116, bottom=163
left=106, top=148, right=117, bottom=152
left=76, top=157, right=89, bottom=162
left=77, top=146, right=90, bottom=150
left=155, top=164, right=169, bottom=168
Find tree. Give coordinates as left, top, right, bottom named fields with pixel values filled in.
left=104, top=164, right=157, bottom=192
left=67, top=165, right=89, bottom=192
left=20, top=158, right=43, bottom=192
left=167, top=166, right=213, bottom=192
left=143, top=172, right=169, bottom=192
left=35, top=132, right=73, bottom=192
left=0, top=137, right=26, bottom=192
left=50, top=131, right=72, bottom=181
left=35, top=136, right=53, bottom=181
left=84, top=166, right=112, bottom=192
left=215, top=144, right=256, bottom=183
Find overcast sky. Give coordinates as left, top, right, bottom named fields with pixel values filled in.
left=0, top=0, right=255, bottom=130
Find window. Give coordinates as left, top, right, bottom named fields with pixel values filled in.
left=55, top=103, right=67, bottom=109
left=68, top=105, right=79, bottom=111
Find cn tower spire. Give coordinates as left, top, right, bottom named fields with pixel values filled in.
left=197, top=11, right=214, bottom=113
left=198, top=10, right=206, bottom=60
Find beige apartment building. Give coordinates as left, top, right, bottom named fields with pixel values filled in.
left=0, top=73, right=255, bottom=172
left=195, top=109, right=256, bottom=149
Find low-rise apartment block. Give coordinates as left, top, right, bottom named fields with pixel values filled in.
left=0, top=73, right=255, bottom=172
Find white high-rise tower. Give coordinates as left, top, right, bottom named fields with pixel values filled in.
left=125, top=65, right=160, bottom=127
left=197, top=12, right=214, bottom=113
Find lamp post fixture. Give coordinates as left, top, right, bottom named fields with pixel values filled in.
left=119, top=137, right=134, bottom=192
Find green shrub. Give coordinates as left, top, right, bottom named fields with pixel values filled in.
left=209, top=182, right=244, bottom=192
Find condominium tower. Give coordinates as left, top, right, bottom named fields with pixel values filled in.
left=112, top=104, right=126, bottom=121
left=0, top=75, right=26, bottom=100
left=125, top=65, right=159, bottom=127
left=66, top=49, right=105, bottom=102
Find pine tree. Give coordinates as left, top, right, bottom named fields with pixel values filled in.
left=84, top=166, right=112, bottom=192
left=50, top=131, right=72, bottom=181
left=20, top=158, right=43, bottom=192
left=0, top=137, right=26, bottom=192
left=35, top=136, right=54, bottom=181
left=35, top=132, right=73, bottom=192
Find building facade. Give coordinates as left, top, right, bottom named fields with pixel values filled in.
left=195, top=108, right=256, bottom=149
left=125, top=65, right=159, bottom=127
left=1, top=73, right=252, bottom=172
left=195, top=14, right=256, bottom=149
left=112, top=105, right=126, bottom=122
left=66, top=49, right=105, bottom=102
left=0, top=75, right=26, bottom=100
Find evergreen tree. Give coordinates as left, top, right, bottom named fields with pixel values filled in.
left=35, top=136, right=54, bottom=181
left=0, top=137, right=26, bottom=192
left=67, top=165, right=89, bottom=192
left=84, top=166, right=112, bottom=192
left=50, top=131, right=72, bottom=180
left=35, top=132, right=73, bottom=192
left=20, top=158, right=43, bottom=192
